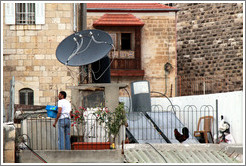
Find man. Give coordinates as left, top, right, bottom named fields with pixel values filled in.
left=53, top=91, right=71, bottom=150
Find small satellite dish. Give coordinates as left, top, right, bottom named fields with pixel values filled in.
left=56, top=29, right=113, bottom=66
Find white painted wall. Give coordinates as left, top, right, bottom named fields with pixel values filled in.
left=120, top=91, right=244, bottom=144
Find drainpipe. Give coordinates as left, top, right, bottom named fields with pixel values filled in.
left=174, top=11, right=178, bottom=97
left=164, top=11, right=178, bottom=97
left=73, top=3, right=77, bottom=32
left=216, top=99, right=219, bottom=143
left=78, top=3, right=87, bottom=84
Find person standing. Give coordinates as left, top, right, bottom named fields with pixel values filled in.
left=53, top=91, right=71, bottom=150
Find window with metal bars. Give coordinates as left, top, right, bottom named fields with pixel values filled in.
left=19, top=88, right=34, bottom=105
left=15, top=3, right=35, bottom=25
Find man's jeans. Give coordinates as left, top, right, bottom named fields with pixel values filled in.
left=58, top=118, right=71, bottom=150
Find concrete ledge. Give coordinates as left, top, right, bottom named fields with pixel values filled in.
left=19, top=149, right=124, bottom=163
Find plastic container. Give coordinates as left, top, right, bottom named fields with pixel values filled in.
left=46, top=105, right=58, bottom=118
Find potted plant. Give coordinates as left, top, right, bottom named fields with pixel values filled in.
left=93, top=102, right=127, bottom=148
left=70, top=103, right=127, bottom=150
left=70, top=105, right=112, bottom=150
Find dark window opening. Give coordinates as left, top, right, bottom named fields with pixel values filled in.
left=16, top=3, right=35, bottom=25
left=121, top=33, right=131, bottom=50
left=97, top=27, right=144, bottom=76
left=19, top=88, right=34, bottom=105
left=165, top=3, right=173, bottom=7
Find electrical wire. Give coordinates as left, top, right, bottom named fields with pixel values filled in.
left=65, top=65, right=85, bottom=84
left=76, top=37, right=92, bottom=54
left=150, top=91, right=175, bottom=114
left=18, top=134, right=47, bottom=163
left=22, top=141, right=47, bottom=163
left=91, top=43, right=116, bottom=81
left=123, top=88, right=131, bottom=113
left=19, top=134, right=31, bottom=148
left=145, top=142, right=168, bottom=163
left=91, top=60, right=101, bottom=74
left=66, top=33, right=85, bottom=65
left=66, top=31, right=115, bottom=82
left=66, top=31, right=110, bottom=65
left=150, top=91, right=177, bottom=130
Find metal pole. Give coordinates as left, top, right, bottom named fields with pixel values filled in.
left=78, top=3, right=88, bottom=84
left=73, top=3, right=77, bottom=32
left=3, top=102, right=6, bottom=123
left=8, top=76, right=15, bottom=122
left=216, top=99, right=218, bottom=143
left=203, top=80, right=206, bottom=95
left=81, top=3, right=87, bottom=30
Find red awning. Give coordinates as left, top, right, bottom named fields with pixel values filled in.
left=93, top=14, right=145, bottom=27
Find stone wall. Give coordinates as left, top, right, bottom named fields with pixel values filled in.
left=140, top=14, right=177, bottom=96
left=87, top=13, right=177, bottom=97
left=3, top=3, right=79, bottom=109
left=3, top=4, right=177, bottom=111
left=3, top=124, right=16, bottom=163
left=173, top=3, right=243, bottom=94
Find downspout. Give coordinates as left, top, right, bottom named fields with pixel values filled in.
left=73, top=3, right=77, bottom=32
left=175, top=11, right=178, bottom=97
left=164, top=11, right=176, bottom=96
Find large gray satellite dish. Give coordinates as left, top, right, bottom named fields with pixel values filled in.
left=56, top=29, right=113, bottom=66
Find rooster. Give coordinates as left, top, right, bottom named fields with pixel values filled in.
left=174, top=127, right=189, bottom=143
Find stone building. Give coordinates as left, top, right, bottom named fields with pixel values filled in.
left=86, top=3, right=179, bottom=96
left=172, top=3, right=243, bottom=95
left=3, top=3, right=179, bottom=110
left=3, top=3, right=79, bottom=109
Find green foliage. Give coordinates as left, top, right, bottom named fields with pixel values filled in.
left=93, top=102, right=127, bottom=138
left=108, top=102, right=127, bottom=136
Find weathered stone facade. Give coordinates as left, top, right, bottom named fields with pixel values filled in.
left=3, top=3, right=178, bottom=110
left=3, top=3, right=79, bottom=108
left=3, top=124, right=16, bottom=163
left=87, top=12, right=177, bottom=96
left=173, top=3, right=243, bottom=94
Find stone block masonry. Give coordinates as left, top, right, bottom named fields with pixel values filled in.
left=87, top=13, right=178, bottom=97
left=3, top=3, right=79, bottom=109
left=3, top=124, right=16, bottom=163
left=173, top=3, right=243, bottom=94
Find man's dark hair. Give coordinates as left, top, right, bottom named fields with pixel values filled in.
left=60, top=91, right=67, bottom=99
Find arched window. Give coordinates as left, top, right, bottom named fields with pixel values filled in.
left=19, top=88, right=34, bottom=105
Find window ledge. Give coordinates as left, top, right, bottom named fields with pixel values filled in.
left=111, top=69, right=144, bottom=77
left=9, top=25, right=42, bottom=31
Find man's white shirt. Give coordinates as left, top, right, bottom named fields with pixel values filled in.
left=58, top=99, right=71, bottom=119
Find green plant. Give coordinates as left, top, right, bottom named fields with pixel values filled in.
left=108, top=103, right=127, bottom=137
left=93, top=102, right=127, bottom=142
left=93, top=106, right=110, bottom=125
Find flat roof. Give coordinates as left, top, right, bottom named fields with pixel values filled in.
left=87, top=3, right=179, bottom=12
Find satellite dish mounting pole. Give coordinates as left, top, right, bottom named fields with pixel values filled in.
left=78, top=3, right=88, bottom=84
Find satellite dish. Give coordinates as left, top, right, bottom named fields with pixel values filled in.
left=56, top=29, right=113, bottom=66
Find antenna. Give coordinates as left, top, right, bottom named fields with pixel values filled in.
left=56, top=29, right=113, bottom=67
